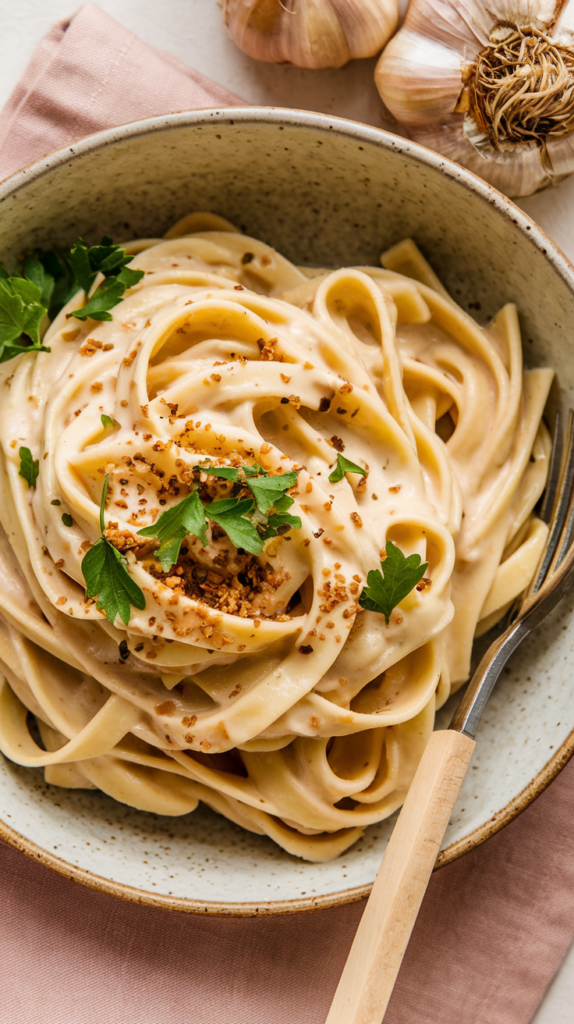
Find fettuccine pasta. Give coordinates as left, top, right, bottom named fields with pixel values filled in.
left=0, top=213, right=553, bottom=861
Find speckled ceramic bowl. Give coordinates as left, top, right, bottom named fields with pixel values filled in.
left=1, top=108, right=573, bottom=916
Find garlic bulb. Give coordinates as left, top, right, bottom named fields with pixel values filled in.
left=221, top=0, right=399, bottom=70
left=375, top=0, right=574, bottom=197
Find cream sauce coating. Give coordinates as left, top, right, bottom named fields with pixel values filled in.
left=0, top=218, right=552, bottom=861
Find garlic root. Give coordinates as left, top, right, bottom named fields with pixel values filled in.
left=375, top=0, right=574, bottom=198
left=221, top=0, right=399, bottom=70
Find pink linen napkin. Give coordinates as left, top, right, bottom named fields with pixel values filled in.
left=0, top=2, right=245, bottom=181
left=1, top=7, right=574, bottom=1023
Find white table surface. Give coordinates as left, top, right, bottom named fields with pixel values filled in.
left=1, top=2, right=574, bottom=1020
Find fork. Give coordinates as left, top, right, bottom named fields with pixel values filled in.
left=326, top=409, right=574, bottom=1024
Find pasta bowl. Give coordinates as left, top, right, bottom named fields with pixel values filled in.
left=0, top=107, right=573, bottom=915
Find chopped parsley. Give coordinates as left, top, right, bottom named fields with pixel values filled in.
left=197, top=465, right=242, bottom=482
left=138, top=493, right=264, bottom=565
left=18, top=447, right=39, bottom=488
left=246, top=470, right=299, bottom=514
left=359, top=541, right=429, bottom=624
left=137, top=491, right=208, bottom=572
left=329, top=453, right=367, bottom=483
left=260, top=511, right=302, bottom=540
left=138, top=464, right=302, bottom=570
left=207, top=497, right=263, bottom=555
left=196, top=461, right=298, bottom=513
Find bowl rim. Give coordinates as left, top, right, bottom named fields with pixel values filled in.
left=1, top=104, right=574, bottom=917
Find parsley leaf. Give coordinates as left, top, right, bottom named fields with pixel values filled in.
left=195, top=464, right=240, bottom=482
left=0, top=339, right=50, bottom=363
left=207, top=497, right=263, bottom=555
left=62, top=513, right=73, bottom=527
left=9, top=276, right=43, bottom=310
left=101, top=414, right=119, bottom=430
left=194, top=462, right=300, bottom=533
left=116, top=265, right=145, bottom=289
left=18, top=447, right=39, bottom=488
left=81, top=475, right=146, bottom=625
left=243, top=463, right=268, bottom=477
left=137, top=491, right=208, bottom=571
left=195, top=464, right=297, bottom=516
left=21, top=255, right=55, bottom=308
left=83, top=538, right=147, bottom=626
left=70, top=277, right=127, bottom=322
left=68, top=239, right=96, bottom=294
left=329, top=454, right=367, bottom=484
left=0, top=274, right=50, bottom=362
left=246, top=470, right=298, bottom=514
left=68, top=237, right=144, bottom=322
left=359, top=540, right=429, bottom=624
left=194, top=462, right=270, bottom=482
left=37, top=249, right=76, bottom=319
left=260, top=511, right=302, bottom=540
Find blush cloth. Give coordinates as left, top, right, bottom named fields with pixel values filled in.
left=0, top=2, right=245, bottom=181
left=2, top=758, right=574, bottom=1024
left=1, top=6, right=574, bottom=1023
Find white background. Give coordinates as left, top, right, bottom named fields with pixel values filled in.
left=0, top=2, right=573, bottom=1020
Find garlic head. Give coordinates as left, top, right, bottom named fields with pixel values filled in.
left=221, top=0, right=400, bottom=70
left=375, top=0, right=574, bottom=198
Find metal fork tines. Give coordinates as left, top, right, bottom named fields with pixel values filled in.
left=451, top=409, right=574, bottom=739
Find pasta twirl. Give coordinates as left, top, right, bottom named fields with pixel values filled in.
left=0, top=214, right=553, bottom=861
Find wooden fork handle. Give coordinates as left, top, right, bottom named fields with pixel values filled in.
left=326, top=729, right=475, bottom=1024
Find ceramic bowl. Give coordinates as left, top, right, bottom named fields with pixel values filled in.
left=1, top=108, right=573, bottom=916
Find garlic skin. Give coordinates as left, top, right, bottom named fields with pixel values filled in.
left=375, top=0, right=574, bottom=198
left=221, top=0, right=399, bottom=70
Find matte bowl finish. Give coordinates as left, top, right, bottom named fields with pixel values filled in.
left=1, top=108, right=573, bottom=916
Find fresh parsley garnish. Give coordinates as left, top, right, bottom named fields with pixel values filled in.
left=0, top=270, right=50, bottom=363
left=139, top=491, right=266, bottom=564
left=194, top=461, right=270, bottom=483
left=18, top=447, right=39, bottom=488
left=260, top=511, right=302, bottom=540
left=20, top=255, right=55, bottom=308
left=138, top=465, right=301, bottom=570
left=71, top=277, right=126, bottom=321
left=196, top=461, right=297, bottom=514
left=0, top=236, right=144, bottom=364
left=359, top=541, right=429, bottom=624
left=68, top=238, right=142, bottom=292
left=138, top=492, right=263, bottom=566
left=243, top=470, right=301, bottom=538
left=61, top=513, right=73, bottom=527
left=68, top=238, right=144, bottom=321
left=137, top=491, right=208, bottom=572
left=329, top=454, right=367, bottom=484
left=36, top=249, right=76, bottom=320
left=81, top=474, right=146, bottom=625
left=207, top=497, right=263, bottom=555
left=246, top=470, right=299, bottom=514
left=196, top=464, right=241, bottom=481
left=101, top=413, right=119, bottom=430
